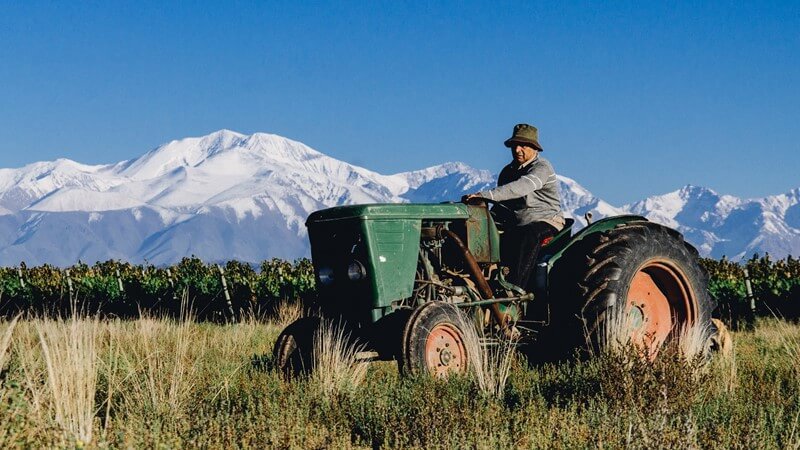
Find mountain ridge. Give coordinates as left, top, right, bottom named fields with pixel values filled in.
left=0, top=130, right=796, bottom=266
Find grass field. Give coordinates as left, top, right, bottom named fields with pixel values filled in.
left=0, top=308, right=797, bottom=449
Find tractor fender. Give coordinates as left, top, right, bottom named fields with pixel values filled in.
left=544, top=215, right=648, bottom=273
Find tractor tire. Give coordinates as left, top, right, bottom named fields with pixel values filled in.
left=400, top=302, right=471, bottom=377
left=546, top=220, right=715, bottom=359
left=272, top=316, right=321, bottom=377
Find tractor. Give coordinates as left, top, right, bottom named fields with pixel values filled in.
left=273, top=198, right=720, bottom=377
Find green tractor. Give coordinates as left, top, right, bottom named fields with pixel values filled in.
left=274, top=199, right=719, bottom=377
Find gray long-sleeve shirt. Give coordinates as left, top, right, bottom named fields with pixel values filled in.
left=479, top=155, right=565, bottom=230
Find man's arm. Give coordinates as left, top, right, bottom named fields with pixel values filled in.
left=477, top=162, right=554, bottom=202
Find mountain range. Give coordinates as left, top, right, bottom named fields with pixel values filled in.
left=0, top=130, right=797, bottom=266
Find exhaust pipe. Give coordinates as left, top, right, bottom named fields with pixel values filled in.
left=441, top=229, right=514, bottom=337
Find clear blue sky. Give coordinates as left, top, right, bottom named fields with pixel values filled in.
left=1, top=1, right=798, bottom=204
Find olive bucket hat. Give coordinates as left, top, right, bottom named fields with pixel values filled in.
left=504, top=123, right=544, bottom=151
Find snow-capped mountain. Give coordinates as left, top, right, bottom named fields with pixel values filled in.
left=0, top=130, right=796, bottom=266
left=624, top=185, right=800, bottom=259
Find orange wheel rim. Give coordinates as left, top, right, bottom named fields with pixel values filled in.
left=626, top=259, right=696, bottom=357
left=424, top=324, right=467, bottom=377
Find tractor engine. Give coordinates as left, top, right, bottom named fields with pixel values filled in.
left=412, top=221, right=486, bottom=305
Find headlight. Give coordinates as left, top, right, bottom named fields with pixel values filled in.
left=347, top=261, right=366, bottom=281
left=318, top=267, right=335, bottom=286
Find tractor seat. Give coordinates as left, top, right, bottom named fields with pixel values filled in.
left=496, top=218, right=575, bottom=248
left=541, top=218, right=575, bottom=248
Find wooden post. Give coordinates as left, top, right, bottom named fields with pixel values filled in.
left=115, top=269, right=124, bottom=293
left=166, top=268, right=178, bottom=302
left=66, top=269, right=74, bottom=297
left=743, top=267, right=756, bottom=313
left=217, top=264, right=236, bottom=322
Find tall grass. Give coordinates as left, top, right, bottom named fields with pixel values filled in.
left=273, top=298, right=304, bottom=330
left=677, top=321, right=715, bottom=364
left=775, top=316, right=800, bottom=379
left=598, top=305, right=716, bottom=362
left=311, top=319, right=368, bottom=396
left=16, top=324, right=48, bottom=425
left=459, top=314, right=518, bottom=399
left=18, top=315, right=101, bottom=444
left=597, top=305, right=640, bottom=357
left=113, top=307, right=203, bottom=421
left=37, top=317, right=100, bottom=443
left=0, top=314, right=19, bottom=372
left=589, top=307, right=719, bottom=422
left=7, top=312, right=800, bottom=448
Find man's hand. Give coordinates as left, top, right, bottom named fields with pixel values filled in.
left=461, top=193, right=481, bottom=204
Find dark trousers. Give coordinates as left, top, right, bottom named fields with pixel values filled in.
left=501, top=221, right=558, bottom=291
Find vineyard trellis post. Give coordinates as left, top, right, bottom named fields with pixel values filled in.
left=166, top=268, right=178, bottom=302
left=743, top=266, right=756, bottom=313
left=217, top=264, right=236, bottom=323
left=66, top=269, right=74, bottom=296
left=116, top=268, right=125, bottom=293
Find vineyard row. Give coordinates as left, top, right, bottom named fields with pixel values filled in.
left=0, top=255, right=798, bottom=322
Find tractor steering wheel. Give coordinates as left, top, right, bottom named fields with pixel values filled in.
left=461, top=196, right=516, bottom=226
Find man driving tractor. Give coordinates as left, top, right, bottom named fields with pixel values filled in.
left=465, top=123, right=565, bottom=291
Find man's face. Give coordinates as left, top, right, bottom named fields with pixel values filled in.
left=510, top=144, right=537, bottom=165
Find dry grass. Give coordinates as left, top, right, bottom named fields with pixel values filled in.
left=113, top=316, right=203, bottom=421
left=459, top=314, right=518, bottom=399
left=773, top=317, right=800, bottom=380
left=205, top=313, right=271, bottom=404
left=16, top=324, right=48, bottom=422
left=589, top=309, right=721, bottom=418
left=678, top=322, right=707, bottom=360
left=37, top=317, right=100, bottom=444
left=311, top=319, right=368, bottom=396
left=597, top=305, right=640, bottom=357
left=1, top=313, right=799, bottom=448
left=0, top=314, right=20, bottom=372
left=15, top=316, right=101, bottom=444
left=598, top=306, right=718, bottom=363
left=273, top=298, right=304, bottom=330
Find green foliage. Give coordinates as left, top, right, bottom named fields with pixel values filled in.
left=701, top=254, right=800, bottom=325
left=2, top=253, right=799, bottom=323
left=0, top=259, right=316, bottom=321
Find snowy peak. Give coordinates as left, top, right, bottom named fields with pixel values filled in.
left=394, top=162, right=493, bottom=188
left=625, top=183, right=800, bottom=259
left=118, top=130, right=248, bottom=180
left=626, top=185, right=721, bottom=228
left=557, top=175, right=626, bottom=224
left=116, top=130, right=394, bottom=203
left=0, top=158, right=121, bottom=211
left=383, top=162, right=495, bottom=200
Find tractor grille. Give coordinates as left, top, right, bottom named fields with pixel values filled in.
left=308, top=220, right=374, bottom=327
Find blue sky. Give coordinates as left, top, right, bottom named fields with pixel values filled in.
left=0, top=1, right=798, bottom=204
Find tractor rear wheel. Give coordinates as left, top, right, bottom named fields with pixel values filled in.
left=549, top=221, right=714, bottom=359
left=272, top=317, right=321, bottom=377
left=400, top=302, right=471, bottom=377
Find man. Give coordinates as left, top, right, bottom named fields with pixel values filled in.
left=466, top=123, right=565, bottom=291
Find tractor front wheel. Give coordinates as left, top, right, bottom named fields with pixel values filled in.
left=400, top=302, right=471, bottom=377
left=272, top=317, right=321, bottom=377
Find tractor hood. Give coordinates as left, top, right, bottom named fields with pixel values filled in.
left=306, top=203, right=470, bottom=225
